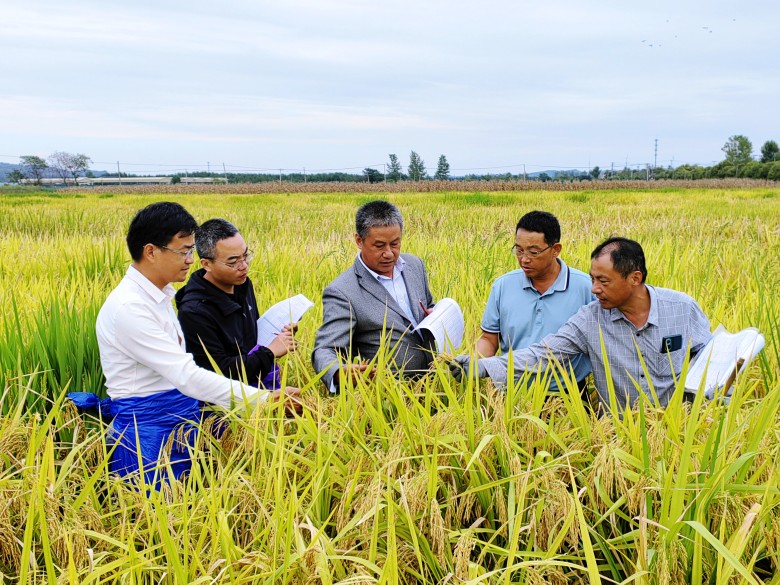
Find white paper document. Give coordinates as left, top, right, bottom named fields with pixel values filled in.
left=684, top=325, right=765, bottom=397
left=413, top=297, right=464, bottom=354
left=257, top=294, right=315, bottom=347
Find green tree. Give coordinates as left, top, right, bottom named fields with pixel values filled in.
left=7, top=169, right=26, bottom=184
left=19, top=155, right=49, bottom=185
left=434, top=154, right=450, bottom=180
left=590, top=166, right=601, bottom=180
left=760, top=140, right=779, bottom=163
left=362, top=168, right=384, bottom=183
left=48, top=151, right=92, bottom=184
left=721, top=135, right=753, bottom=166
left=407, top=151, right=427, bottom=181
left=768, top=161, right=780, bottom=181
left=387, top=154, right=402, bottom=182
left=739, top=161, right=761, bottom=178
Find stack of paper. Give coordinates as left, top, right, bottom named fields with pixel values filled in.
left=684, top=325, right=765, bottom=398
left=413, top=297, right=464, bottom=354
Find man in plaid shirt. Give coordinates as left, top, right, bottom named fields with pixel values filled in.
left=451, top=237, right=712, bottom=410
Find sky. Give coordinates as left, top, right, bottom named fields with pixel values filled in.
left=2, top=0, right=778, bottom=176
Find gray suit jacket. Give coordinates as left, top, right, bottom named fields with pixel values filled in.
left=312, top=253, right=435, bottom=390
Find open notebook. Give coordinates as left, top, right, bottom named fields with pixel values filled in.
left=684, top=325, right=765, bottom=399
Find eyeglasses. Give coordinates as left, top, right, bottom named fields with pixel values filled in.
left=204, top=250, right=254, bottom=270
left=161, top=245, right=195, bottom=258
left=511, top=244, right=553, bottom=258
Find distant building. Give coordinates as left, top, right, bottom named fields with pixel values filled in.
left=20, top=176, right=228, bottom=186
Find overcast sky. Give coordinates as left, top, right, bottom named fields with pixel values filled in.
left=2, top=0, right=778, bottom=175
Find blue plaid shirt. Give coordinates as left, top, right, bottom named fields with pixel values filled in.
left=482, top=285, right=712, bottom=408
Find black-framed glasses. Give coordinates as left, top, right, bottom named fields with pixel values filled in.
left=511, top=244, right=552, bottom=258
left=161, top=245, right=195, bottom=258
left=204, top=249, right=254, bottom=270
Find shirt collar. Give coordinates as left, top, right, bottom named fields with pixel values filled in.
left=610, top=284, right=658, bottom=328
left=645, top=285, right=659, bottom=326
left=126, top=265, right=176, bottom=304
left=521, top=258, right=570, bottom=293
left=357, top=253, right=406, bottom=281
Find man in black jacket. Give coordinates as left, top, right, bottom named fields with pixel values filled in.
left=176, top=219, right=296, bottom=389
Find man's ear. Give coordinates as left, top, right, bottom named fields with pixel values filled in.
left=629, top=270, right=643, bottom=286
left=354, top=233, right=363, bottom=249
left=552, top=242, right=562, bottom=257
left=142, top=243, right=157, bottom=262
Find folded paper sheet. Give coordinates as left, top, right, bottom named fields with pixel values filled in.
left=257, top=294, right=315, bottom=347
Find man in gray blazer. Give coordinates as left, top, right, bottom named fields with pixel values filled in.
left=312, top=200, right=436, bottom=391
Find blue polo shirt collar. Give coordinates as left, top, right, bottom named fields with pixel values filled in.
left=521, top=259, right=570, bottom=295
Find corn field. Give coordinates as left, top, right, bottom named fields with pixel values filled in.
left=0, top=186, right=778, bottom=583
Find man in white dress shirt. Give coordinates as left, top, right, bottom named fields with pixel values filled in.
left=73, top=202, right=299, bottom=485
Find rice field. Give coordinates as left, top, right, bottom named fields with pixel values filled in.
left=0, top=186, right=779, bottom=583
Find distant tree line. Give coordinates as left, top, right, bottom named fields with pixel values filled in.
left=5, top=136, right=780, bottom=186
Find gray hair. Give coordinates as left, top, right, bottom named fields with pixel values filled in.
left=195, top=218, right=239, bottom=259
left=355, top=200, right=403, bottom=240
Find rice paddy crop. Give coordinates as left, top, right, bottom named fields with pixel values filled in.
left=0, top=186, right=778, bottom=583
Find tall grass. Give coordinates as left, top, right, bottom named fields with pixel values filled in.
left=0, top=186, right=778, bottom=582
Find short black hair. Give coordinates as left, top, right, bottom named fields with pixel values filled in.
left=591, top=237, right=647, bottom=283
left=516, top=211, right=561, bottom=245
left=196, top=218, right=239, bottom=259
left=355, top=200, right=403, bottom=240
left=126, top=202, right=198, bottom=261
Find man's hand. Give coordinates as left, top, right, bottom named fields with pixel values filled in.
left=449, top=354, right=487, bottom=382
left=419, top=300, right=434, bottom=317
left=268, top=386, right=303, bottom=415
left=337, top=363, right=377, bottom=385
left=268, top=324, right=297, bottom=358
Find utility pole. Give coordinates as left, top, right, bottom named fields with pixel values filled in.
left=303, top=167, right=306, bottom=183
left=523, top=164, right=527, bottom=184
left=653, top=138, right=658, bottom=177
left=116, top=161, right=121, bottom=184
left=207, top=161, right=210, bottom=174
left=383, top=163, right=387, bottom=184
left=222, top=162, right=228, bottom=183
left=279, top=169, right=282, bottom=185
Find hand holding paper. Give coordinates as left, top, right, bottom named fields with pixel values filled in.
left=257, top=294, right=315, bottom=347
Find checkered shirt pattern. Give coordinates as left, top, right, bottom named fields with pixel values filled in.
left=482, top=285, right=712, bottom=408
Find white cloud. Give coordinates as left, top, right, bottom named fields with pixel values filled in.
left=1, top=0, right=778, bottom=170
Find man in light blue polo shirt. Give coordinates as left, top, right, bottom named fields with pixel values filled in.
left=476, top=211, right=593, bottom=391
left=453, top=237, right=712, bottom=413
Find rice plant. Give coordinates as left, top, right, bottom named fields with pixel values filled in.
left=0, top=186, right=778, bottom=582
